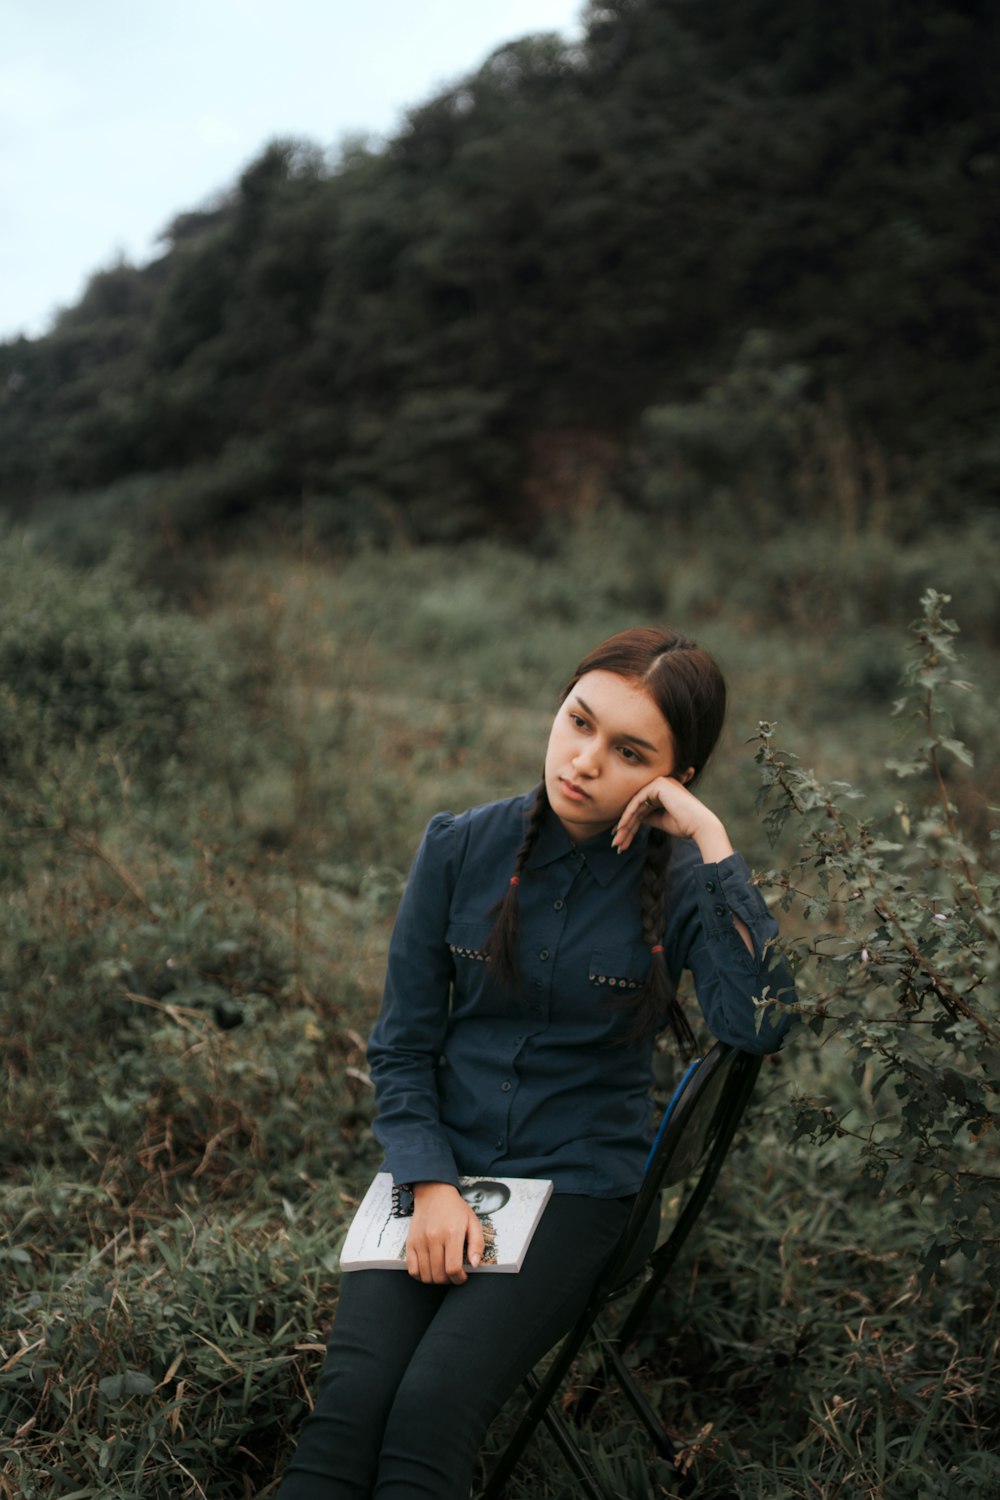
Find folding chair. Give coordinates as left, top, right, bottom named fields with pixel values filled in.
left=479, top=1042, right=763, bottom=1500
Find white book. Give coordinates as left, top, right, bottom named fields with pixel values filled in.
left=340, top=1173, right=554, bottom=1274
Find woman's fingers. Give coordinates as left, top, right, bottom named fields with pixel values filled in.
left=612, top=782, right=667, bottom=850
left=612, top=776, right=704, bottom=850
left=465, top=1208, right=485, bottom=1271
left=443, top=1218, right=473, bottom=1282
left=406, top=1184, right=482, bottom=1284
left=408, top=1225, right=467, bottom=1284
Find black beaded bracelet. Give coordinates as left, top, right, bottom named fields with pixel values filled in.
left=391, top=1182, right=415, bottom=1217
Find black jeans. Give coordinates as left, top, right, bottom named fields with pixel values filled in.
left=275, top=1192, right=640, bottom=1500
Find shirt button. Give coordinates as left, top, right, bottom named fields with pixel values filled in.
left=705, top=880, right=716, bottom=893
left=501, top=1079, right=512, bottom=1092
left=714, top=903, right=727, bottom=917
left=553, top=900, right=564, bottom=911
left=539, top=949, right=549, bottom=961
left=570, top=850, right=580, bottom=860
left=534, top=981, right=544, bottom=992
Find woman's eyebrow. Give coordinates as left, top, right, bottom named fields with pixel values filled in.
left=572, top=695, right=660, bottom=753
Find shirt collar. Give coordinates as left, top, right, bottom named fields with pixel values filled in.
left=525, top=803, right=649, bottom=887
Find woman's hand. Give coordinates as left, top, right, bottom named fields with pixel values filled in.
left=611, top=775, right=734, bottom=860
left=406, top=1182, right=485, bottom=1285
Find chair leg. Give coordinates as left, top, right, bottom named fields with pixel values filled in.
left=600, top=1337, right=679, bottom=1465
left=537, top=1388, right=610, bottom=1500
left=484, top=1365, right=673, bottom=1500
left=480, top=1369, right=608, bottom=1500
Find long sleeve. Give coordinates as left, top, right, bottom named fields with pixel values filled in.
left=665, top=840, right=796, bottom=1054
left=367, top=812, right=465, bottom=1187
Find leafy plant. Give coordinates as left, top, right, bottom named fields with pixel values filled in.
left=754, top=589, right=999, bottom=1287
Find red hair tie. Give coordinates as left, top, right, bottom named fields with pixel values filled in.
left=650, top=944, right=664, bottom=954
left=509, top=875, right=521, bottom=887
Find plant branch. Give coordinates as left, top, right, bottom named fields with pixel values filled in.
left=66, top=827, right=152, bottom=913
left=873, top=901, right=1000, bottom=1044
left=925, top=687, right=984, bottom=910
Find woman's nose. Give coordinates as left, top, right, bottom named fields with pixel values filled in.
left=573, top=743, right=600, bottom=775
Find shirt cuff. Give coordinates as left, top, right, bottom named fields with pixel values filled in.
left=384, top=1147, right=462, bottom=1191
left=690, top=852, right=768, bottom=939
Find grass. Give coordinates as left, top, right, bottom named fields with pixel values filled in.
left=1, top=507, right=997, bottom=1496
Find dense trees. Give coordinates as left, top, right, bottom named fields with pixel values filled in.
left=2, top=0, right=997, bottom=540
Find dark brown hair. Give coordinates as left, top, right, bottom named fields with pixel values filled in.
left=485, top=627, right=727, bottom=1053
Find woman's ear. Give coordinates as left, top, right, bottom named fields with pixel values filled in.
left=681, top=766, right=695, bottom=786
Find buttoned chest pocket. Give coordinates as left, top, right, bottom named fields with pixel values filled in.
left=588, top=947, right=651, bottom=994
left=445, top=921, right=502, bottom=1016
left=446, top=921, right=491, bottom=965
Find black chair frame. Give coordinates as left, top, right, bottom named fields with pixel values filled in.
left=479, top=1042, right=763, bottom=1500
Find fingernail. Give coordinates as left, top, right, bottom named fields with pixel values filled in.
left=469, top=1253, right=481, bottom=1268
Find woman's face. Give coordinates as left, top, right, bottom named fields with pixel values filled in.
left=544, top=670, right=681, bottom=840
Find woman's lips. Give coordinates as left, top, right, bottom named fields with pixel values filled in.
left=559, top=778, right=590, bottom=803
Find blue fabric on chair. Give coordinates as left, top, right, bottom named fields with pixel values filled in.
left=478, top=1042, right=762, bottom=1500
left=644, top=1057, right=702, bottom=1172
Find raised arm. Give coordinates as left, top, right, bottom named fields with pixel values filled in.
left=665, top=838, right=795, bottom=1053
left=613, top=775, right=795, bottom=1052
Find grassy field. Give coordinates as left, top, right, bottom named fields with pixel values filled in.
left=1, top=507, right=997, bottom=1497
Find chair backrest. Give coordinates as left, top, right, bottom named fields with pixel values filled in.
left=648, top=1042, right=752, bottom=1186
left=597, top=1042, right=761, bottom=1296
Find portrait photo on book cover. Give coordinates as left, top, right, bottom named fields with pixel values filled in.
left=458, top=1177, right=511, bottom=1265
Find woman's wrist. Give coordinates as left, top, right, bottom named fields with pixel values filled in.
left=688, top=817, right=754, bottom=955
left=689, top=811, right=735, bottom=865
left=413, top=1181, right=460, bottom=1203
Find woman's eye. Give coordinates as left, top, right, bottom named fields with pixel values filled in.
left=619, top=746, right=641, bottom=763
left=570, top=713, right=587, bottom=729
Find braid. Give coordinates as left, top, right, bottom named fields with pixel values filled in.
left=616, top=829, right=696, bottom=1054
left=639, top=832, right=671, bottom=951
left=485, top=782, right=549, bottom=990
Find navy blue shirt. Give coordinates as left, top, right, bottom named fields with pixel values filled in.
left=368, top=792, right=794, bottom=1199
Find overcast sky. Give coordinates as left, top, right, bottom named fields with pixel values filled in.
left=0, top=0, right=584, bottom=342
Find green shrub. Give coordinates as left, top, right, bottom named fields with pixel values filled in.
left=0, top=540, right=226, bottom=798
left=755, top=590, right=999, bottom=1288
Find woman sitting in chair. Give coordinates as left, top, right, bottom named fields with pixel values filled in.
left=275, top=626, right=795, bottom=1500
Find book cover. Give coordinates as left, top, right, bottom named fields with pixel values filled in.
left=340, top=1173, right=554, bottom=1274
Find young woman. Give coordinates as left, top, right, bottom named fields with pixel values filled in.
left=276, top=627, right=794, bottom=1500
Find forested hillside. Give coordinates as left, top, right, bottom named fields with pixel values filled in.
left=2, top=0, right=998, bottom=544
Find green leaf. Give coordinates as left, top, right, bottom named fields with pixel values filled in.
left=98, top=1370, right=156, bottom=1400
